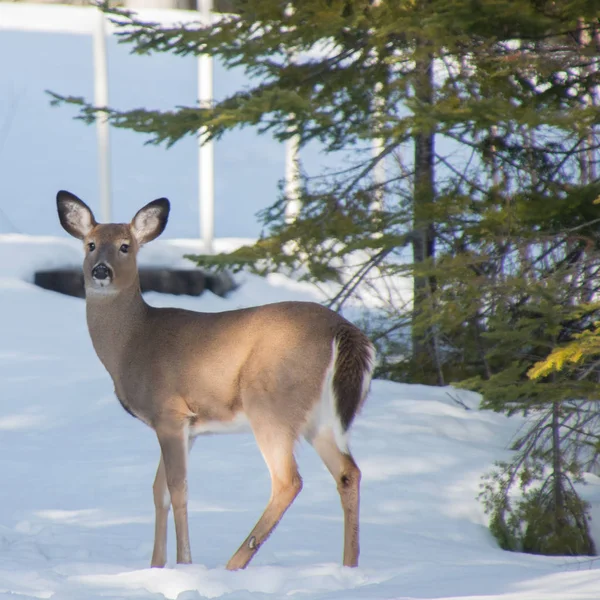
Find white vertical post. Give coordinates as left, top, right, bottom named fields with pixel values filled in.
left=198, top=0, right=214, bottom=253
left=371, top=82, right=385, bottom=212
left=372, top=136, right=385, bottom=210
left=284, top=131, right=301, bottom=223
left=93, top=7, right=111, bottom=223
left=283, top=4, right=301, bottom=224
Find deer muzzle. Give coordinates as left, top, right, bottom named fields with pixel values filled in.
left=92, top=263, right=112, bottom=282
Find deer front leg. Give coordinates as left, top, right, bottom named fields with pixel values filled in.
left=151, top=455, right=170, bottom=568
left=156, top=425, right=192, bottom=565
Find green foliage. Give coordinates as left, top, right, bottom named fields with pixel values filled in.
left=529, top=321, right=600, bottom=380
left=481, top=461, right=596, bottom=556
left=523, top=486, right=595, bottom=556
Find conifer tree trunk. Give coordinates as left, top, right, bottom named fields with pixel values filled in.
left=411, top=37, right=442, bottom=384
left=551, top=398, right=564, bottom=517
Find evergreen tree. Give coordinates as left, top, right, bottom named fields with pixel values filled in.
left=52, top=0, right=600, bottom=555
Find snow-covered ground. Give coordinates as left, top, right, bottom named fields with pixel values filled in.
left=1, top=234, right=600, bottom=600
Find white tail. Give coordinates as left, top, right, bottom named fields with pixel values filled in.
left=56, top=190, right=375, bottom=570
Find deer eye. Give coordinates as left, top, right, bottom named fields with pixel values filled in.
left=88, top=242, right=96, bottom=252
left=120, top=243, right=129, bottom=254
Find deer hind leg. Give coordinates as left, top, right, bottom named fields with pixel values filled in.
left=155, top=424, right=192, bottom=565
left=309, top=428, right=361, bottom=567
left=226, top=428, right=302, bottom=571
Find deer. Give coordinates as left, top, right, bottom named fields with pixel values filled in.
left=56, top=190, right=375, bottom=571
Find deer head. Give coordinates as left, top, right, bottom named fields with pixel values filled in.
left=56, top=190, right=170, bottom=294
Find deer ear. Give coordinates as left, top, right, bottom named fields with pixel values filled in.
left=56, top=190, right=97, bottom=240
left=131, top=198, right=170, bottom=245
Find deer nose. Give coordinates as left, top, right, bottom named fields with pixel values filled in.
left=92, top=263, right=111, bottom=281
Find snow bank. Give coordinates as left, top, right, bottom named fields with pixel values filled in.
left=0, top=235, right=599, bottom=599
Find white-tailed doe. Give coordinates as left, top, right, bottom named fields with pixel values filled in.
left=56, top=190, right=374, bottom=570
